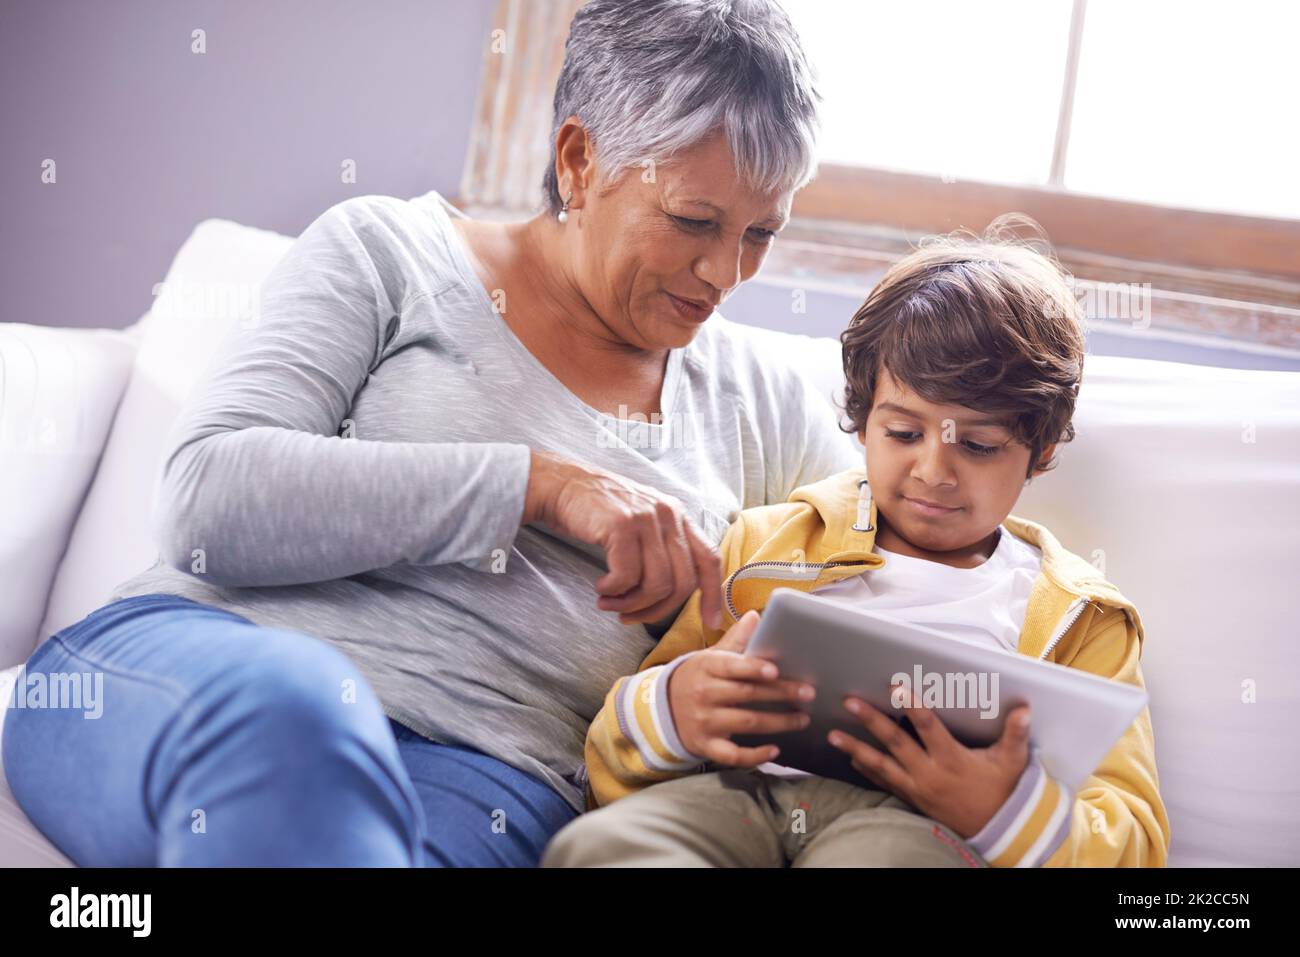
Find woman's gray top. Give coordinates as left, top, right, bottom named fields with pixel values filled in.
left=110, top=190, right=862, bottom=810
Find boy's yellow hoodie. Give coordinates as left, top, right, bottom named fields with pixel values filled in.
left=584, top=466, right=1171, bottom=868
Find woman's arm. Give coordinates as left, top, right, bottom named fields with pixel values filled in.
left=153, top=198, right=531, bottom=587
left=155, top=197, right=726, bottom=617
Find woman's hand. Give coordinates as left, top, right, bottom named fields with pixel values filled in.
left=668, top=610, right=815, bottom=764
left=523, top=450, right=725, bottom=629
left=827, top=683, right=1032, bottom=839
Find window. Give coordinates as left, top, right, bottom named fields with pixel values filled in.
left=461, top=0, right=1300, bottom=351
left=791, top=0, right=1074, bottom=188
left=783, top=0, right=1300, bottom=219
left=1068, top=1, right=1300, bottom=219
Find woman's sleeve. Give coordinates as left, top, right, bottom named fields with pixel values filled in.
left=151, top=198, right=531, bottom=587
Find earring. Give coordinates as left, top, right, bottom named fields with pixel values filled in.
left=557, top=190, right=573, bottom=223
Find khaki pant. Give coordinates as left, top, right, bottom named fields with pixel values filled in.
left=542, top=768, right=989, bottom=867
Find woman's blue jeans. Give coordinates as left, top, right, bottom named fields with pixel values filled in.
left=2, top=594, right=577, bottom=866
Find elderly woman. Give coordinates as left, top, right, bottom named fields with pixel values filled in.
left=3, top=0, right=858, bottom=867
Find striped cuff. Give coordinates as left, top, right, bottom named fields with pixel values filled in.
left=967, top=747, right=1072, bottom=867
left=613, top=653, right=707, bottom=771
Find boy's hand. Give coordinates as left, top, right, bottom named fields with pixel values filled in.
left=667, top=610, right=816, bottom=766
left=827, top=683, right=1032, bottom=840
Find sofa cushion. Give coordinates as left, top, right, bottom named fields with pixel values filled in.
left=1014, top=354, right=1300, bottom=867
left=0, top=324, right=138, bottom=668
left=37, top=220, right=293, bottom=644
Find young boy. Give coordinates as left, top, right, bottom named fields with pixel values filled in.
left=542, top=224, right=1171, bottom=868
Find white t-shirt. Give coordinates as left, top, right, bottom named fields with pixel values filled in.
left=757, top=524, right=1042, bottom=778
left=810, top=524, right=1044, bottom=654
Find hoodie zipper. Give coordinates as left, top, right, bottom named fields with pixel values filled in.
left=1038, top=596, right=1092, bottom=661
left=722, top=477, right=878, bottom=622
left=723, top=559, right=871, bottom=622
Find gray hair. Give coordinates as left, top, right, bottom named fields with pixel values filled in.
left=541, top=0, right=822, bottom=216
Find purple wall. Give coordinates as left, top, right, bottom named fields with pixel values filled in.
left=3, top=0, right=1293, bottom=371
left=1, top=0, right=495, bottom=329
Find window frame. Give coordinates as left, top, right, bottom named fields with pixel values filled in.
left=459, top=0, right=1300, bottom=352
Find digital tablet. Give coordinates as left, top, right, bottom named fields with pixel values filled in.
left=732, top=588, right=1147, bottom=794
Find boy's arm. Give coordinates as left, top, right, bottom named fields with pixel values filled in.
left=583, top=516, right=749, bottom=809
left=967, top=605, right=1171, bottom=867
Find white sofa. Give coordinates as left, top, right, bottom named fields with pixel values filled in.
left=3, top=192, right=1298, bottom=867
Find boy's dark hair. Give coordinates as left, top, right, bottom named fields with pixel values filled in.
left=840, top=214, right=1086, bottom=481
